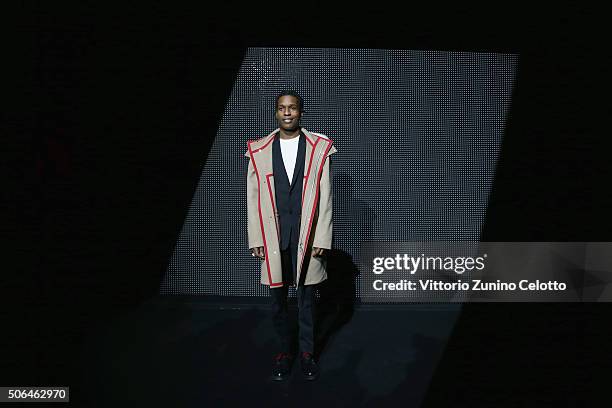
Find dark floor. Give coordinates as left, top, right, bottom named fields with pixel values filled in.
left=70, top=296, right=461, bottom=407
left=5, top=295, right=605, bottom=407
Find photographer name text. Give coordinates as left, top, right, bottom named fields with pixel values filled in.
left=373, top=279, right=567, bottom=291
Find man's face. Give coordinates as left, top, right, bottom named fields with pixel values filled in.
left=275, top=95, right=302, bottom=131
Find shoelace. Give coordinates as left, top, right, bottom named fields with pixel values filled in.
left=274, top=352, right=291, bottom=361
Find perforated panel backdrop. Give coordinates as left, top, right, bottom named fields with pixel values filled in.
left=159, top=48, right=517, bottom=298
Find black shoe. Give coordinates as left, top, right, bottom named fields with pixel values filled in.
left=271, top=352, right=293, bottom=381
left=300, top=352, right=319, bottom=381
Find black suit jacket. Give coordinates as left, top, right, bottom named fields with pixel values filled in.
left=272, top=132, right=306, bottom=251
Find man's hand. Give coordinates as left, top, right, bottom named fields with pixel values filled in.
left=251, top=247, right=265, bottom=259
left=312, top=247, right=327, bottom=257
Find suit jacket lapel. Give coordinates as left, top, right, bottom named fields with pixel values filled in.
left=272, top=132, right=290, bottom=187
left=289, top=132, right=306, bottom=192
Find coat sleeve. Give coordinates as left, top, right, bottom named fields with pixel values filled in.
left=312, top=146, right=336, bottom=250
left=246, top=150, right=264, bottom=249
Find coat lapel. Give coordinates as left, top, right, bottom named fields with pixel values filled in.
left=302, top=129, right=314, bottom=191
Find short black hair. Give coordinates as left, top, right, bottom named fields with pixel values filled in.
left=275, top=91, right=304, bottom=113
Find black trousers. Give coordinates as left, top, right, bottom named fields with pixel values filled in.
left=270, top=246, right=316, bottom=354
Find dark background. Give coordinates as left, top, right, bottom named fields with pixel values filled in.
left=10, top=3, right=609, bottom=406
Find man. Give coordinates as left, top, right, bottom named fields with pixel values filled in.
left=245, top=91, right=337, bottom=381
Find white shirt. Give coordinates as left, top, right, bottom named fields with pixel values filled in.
left=279, top=135, right=300, bottom=184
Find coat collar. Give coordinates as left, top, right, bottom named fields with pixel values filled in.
left=245, top=127, right=335, bottom=165
left=249, top=127, right=317, bottom=151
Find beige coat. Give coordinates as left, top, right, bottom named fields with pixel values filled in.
left=245, top=127, right=337, bottom=287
